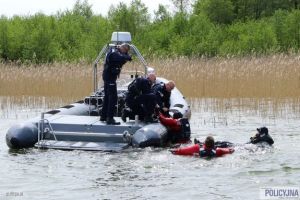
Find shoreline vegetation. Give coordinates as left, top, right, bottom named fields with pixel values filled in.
left=1, top=0, right=300, bottom=112
left=0, top=0, right=300, bottom=63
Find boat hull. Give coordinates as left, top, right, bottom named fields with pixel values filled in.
left=6, top=122, right=38, bottom=149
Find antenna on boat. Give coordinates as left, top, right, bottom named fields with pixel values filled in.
left=116, top=25, right=119, bottom=45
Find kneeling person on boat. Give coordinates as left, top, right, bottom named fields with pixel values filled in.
left=152, top=81, right=175, bottom=116
left=122, top=73, right=157, bottom=123
left=101, top=43, right=132, bottom=125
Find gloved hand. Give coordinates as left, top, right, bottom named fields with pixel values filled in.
left=194, top=138, right=201, bottom=144
left=128, top=55, right=132, bottom=61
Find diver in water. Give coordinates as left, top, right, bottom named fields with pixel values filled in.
left=248, top=127, right=274, bottom=145
left=194, top=126, right=274, bottom=148
left=171, top=127, right=274, bottom=157
left=171, top=136, right=234, bottom=157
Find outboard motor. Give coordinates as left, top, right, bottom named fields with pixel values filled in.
left=131, top=124, right=168, bottom=148
left=250, top=127, right=274, bottom=145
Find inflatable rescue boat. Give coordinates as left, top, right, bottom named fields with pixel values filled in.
left=6, top=32, right=191, bottom=151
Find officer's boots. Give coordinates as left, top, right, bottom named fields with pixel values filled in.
left=106, top=117, right=121, bottom=125
left=100, top=116, right=106, bottom=122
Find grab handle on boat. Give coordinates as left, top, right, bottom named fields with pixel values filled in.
left=38, top=112, right=44, bottom=141
left=135, top=115, right=139, bottom=126
left=37, top=112, right=57, bottom=143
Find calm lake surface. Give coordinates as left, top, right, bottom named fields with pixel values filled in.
left=0, top=96, right=299, bottom=200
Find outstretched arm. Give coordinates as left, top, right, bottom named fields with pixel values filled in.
left=110, top=51, right=132, bottom=63
left=215, top=147, right=234, bottom=157
left=159, top=113, right=181, bottom=132
left=171, top=144, right=200, bottom=156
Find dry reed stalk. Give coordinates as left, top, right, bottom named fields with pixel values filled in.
left=1, top=55, right=300, bottom=106
left=0, top=62, right=92, bottom=102
left=148, top=55, right=300, bottom=99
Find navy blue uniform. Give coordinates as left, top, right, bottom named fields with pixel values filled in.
left=152, top=83, right=171, bottom=115
left=101, top=48, right=131, bottom=119
left=126, top=77, right=156, bottom=119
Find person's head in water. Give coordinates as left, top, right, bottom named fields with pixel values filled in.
left=205, top=136, right=215, bottom=149
left=119, top=43, right=130, bottom=54
left=250, top=127, right=274, bottom=145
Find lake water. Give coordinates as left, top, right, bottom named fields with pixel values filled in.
left=0, top=96, right=299, bottom=200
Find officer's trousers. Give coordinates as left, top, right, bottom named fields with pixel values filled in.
left=102, top=81, right=117, bottom=119
left=126, top=93, right=156, bottom=119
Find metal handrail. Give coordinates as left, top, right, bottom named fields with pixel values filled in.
left=93, top=44, right=109, bottom=92
left=37, top=113, right=58, bottom=144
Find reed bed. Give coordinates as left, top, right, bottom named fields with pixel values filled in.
left=0, top=62, right=92, bottom=101
left=1, top=55, right=300, bottom=109
left=150, top=55, right=300, bottom=99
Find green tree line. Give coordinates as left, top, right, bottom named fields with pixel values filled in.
left=0, top=0, right=300, bottom=63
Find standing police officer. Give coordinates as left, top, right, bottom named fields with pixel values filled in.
left=101, top=43, right=132, bottom=125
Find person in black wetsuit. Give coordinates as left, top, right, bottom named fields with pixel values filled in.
left=249, top=127, right=274, bottom=145
left=122, top=73, right=157, bottom=123
left=101, top=43, right=132, bottom=125
left=194, top=127, right=274, bottom=148
left=152, top=81, right=175, bottom=116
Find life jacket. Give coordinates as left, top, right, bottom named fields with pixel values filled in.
left=171, top=144, right=234, bottom=157
left=103, top=49, right=121, bottom=81
left=152, top=82, right=163, bottom=93
left=179, top=118, right=191, bottom=140
left=171, top=144, right=200, bottom=156
left=200, top=145, right=234, bottom=157
left=103, top=48, right=131, bottom=82
left=199, top=145, right=216, bottom=157
left=169, top=118, right=191, bottom=143
left=152, top=83, right=171, bottom=108
left=128, top=78, right=152, bottom=97
left=128, top=79, right=140, bottom=96
left=158, top=114, right=190, bottom=143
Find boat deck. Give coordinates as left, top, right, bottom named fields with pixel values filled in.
left=35, top=115, right=146, bottom=151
